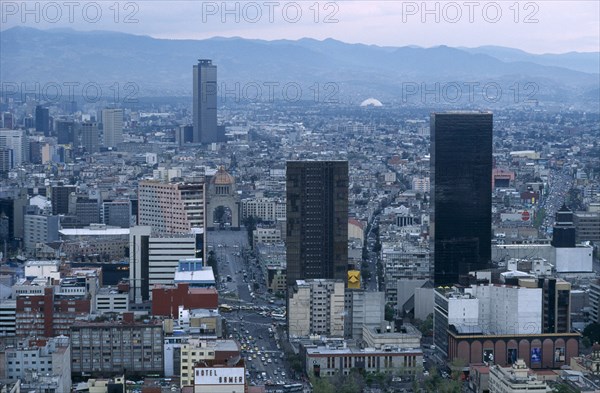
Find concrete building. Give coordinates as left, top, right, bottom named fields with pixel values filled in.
left=252, top=227, right=281, bottom=247
left=80, top=122, right=99, bottom=153
left=590, top=280, right=600, bottom=324
left=138, top=180, right=206, bottom=234
left=94, top=287, right=129, bottom=314
left=102, top=199, right=131, bottom=228
left=3, top=336, right=71, bottom=392
left=241, top=197, right=286, bottom=222
left=411, top=176, right=430, bottom=193
left=302, top=339, right=423, bottom=378
left=0, top=299, right=16, bottom=336
left=288, top=279, right=345, bottom=338
left=344, top=290, right=385, bottom=340
left=383, top=247, right=431, bottom=303
left=15, top=278, right=92, bottom=337
left=180, top=339, right=239, bottom=387
left=206, top=167, right=240, bottom=230
left=434, top=282, right=578, bottom=369
left=0, top=130, right=28, bottom=166
left=152, top=284, right=218, bottom=317
left=102, top=108, right=123, bottom=148
left=51, top=184, right=76, bottom=215
left=129, top=226, right=203, bottom=303
left=70, top=314, right=164, bottom=377
left=488, top=359, right=550, bottom=392
left=23, top=213, right=60, bottom=254
left=192, top=359, right=246, bottom=393
left=574, top=211, right=600, bottom=243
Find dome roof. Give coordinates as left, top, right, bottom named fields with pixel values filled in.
left=211, top=166, right=234, bottom=185
left=360, top=98, right=383, bottom=107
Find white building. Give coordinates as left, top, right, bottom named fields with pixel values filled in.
left=23, top=260, right=61, bottom=281
left=95, top=288, right=129, bottom=314
left=412, top=176, right=430, bottom=193
left=3, top=336, right=71, bottom=392
left=0, top=129, right=27, bottom=166
left=288, top=279, right=345, bottom=338
left=241, top=197, right=285, bottom=221
left=129, top=226, right=201, bottom=303
left=252, top=227, right=281, bottom=247
left=102, top=108, right=123, bottom=148
left=192, top=363, right=245, bottom=393
left=488, top=359, right=550, bottom=392
left=0, top=299, right=16, bottom=336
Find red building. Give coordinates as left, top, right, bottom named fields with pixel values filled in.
left=16, top=286, right=91, bottom=337
left=447, top=327, right=580, bottom=369
left=152, top=284, right=218, bottom=317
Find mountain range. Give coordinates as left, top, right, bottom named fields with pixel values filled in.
left=1, top=27, right=598, bottom=105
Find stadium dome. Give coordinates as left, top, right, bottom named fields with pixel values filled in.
left=360, top=98, right=383, bottom=107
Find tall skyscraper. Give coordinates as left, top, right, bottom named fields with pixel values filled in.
left=431, top=112, right=492, bottom=286
left=102, top=108, right=123, bottom=148
left=80, top=122, right=99, bottom=153
left=56, top=120, right=75, bottom=145
left=35, top=106, right=50, bottom=136
left=286, top=161, right=349, bottom=286
left=192, top=59, right=218, bottom=144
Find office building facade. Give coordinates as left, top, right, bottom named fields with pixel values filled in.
left=138, top=180, right=206, bottom=234
left=286, top=160, right=349, bottom=286
left=129, top=226, right=203, bottom=303
left=193, top=59, right=218, bottom=143
left=431, top=112, right=493, bottom=286
left=35, top=105, right=50, bottom=136
left=80, top=122, right=99, bottom=153
left=102, top=108, right=124, bottom=148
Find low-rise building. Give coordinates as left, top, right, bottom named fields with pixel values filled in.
left=192, top=358, right=246, bottom=393
left=180, top=339, right=240, bottom=387
left=94, top=287, right=129, bottom=314
left=2, top=336, right=71, bottom=392
left=301, top=339, right=423, bottom=378
left=488, top=359, right=550, bottom=392
left=288, top=279, right=344, bottom=338
left=70, top=313, right=164, bottom=377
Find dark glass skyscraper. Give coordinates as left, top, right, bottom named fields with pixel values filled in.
left=431, top=112, right=492, bottom=286
left=35, top=106, right=50, bottom=136
left=192, top=59, right=218, bottom=144
left=286, top=161, right=349, bottom=286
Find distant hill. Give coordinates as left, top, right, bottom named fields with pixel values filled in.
left=1, top=27, right=598, bottom=105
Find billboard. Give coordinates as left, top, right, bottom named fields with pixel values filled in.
left=554, top=347, right=565, bottom=363
left=531, top=347, right=541, bottom=365
left=194, top=367, right=245, bottom=385
left=507, top=348, right=518, bottom=364
left=483, top=349, right=494, bottom=363
left=348, top=270, right=361, bottom=289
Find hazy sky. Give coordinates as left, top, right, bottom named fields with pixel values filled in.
left=2, top=1, right=599, bottom=53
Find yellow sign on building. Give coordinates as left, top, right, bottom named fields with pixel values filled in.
left=348, top=270, right=361, bottom=289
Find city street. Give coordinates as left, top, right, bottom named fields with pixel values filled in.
left=208, top=229, right=299, bottom=387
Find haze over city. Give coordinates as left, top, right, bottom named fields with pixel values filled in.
left=0, top=1, right=599, bottom=393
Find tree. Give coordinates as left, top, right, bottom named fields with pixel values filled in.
left=583, top=323, right=600, bottom=344
left=416, top=314, right=434, bottom=336
left=385, top=303, right=396, bottom=322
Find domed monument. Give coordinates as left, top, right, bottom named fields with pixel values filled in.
left=206, top=166, right=241, bottom=230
